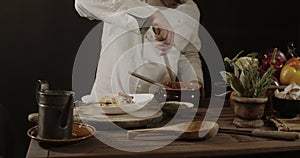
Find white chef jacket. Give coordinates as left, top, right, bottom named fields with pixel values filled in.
left=75, top=0, right=203, bottom=103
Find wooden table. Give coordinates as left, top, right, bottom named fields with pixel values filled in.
left=26, top=98, right=300, bottom=158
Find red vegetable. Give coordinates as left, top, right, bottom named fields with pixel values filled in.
left=261, top=48, right=286, bottom=78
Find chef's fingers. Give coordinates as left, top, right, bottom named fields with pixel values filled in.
left=155, top=42, right=172, bottom=55
left=148, top=10, right=174, bottom=46
left=155, top=28, right=168, bottom=41
left=155, top=46, right=171, bottom=53
left=155, top=40, right=173, bottom=49
left=166, top=30, right=174, bottom=46
left=155, top=41, right=172, bottom=48
left=155, top=29, right=174, bottom=47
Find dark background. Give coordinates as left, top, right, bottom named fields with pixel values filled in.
left=0, top=0, right=299, bottom=157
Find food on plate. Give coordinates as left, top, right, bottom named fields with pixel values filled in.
left=99, top=93, right=134, bottom=106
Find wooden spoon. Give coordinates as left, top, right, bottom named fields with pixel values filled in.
left=127, top=121, right=219, bottom=140
left=152, top=27, right=176, bottom=82
left=128, top=71, right=169, bottom=89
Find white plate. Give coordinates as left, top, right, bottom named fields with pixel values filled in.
left=97, top=94, right=154, bottom=114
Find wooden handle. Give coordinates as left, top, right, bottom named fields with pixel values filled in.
left=28, top=113, right=39, bottom=124
left=127, top=128, right=158, bottom=140
left=252, top=129, right=299, bottom=141
left=163, top=55, right=176, bottom=82
left=152, top=27, right=176, bottom=82
left=128, top=71, right=165, bottom=89
left=129, top=71, right=157, bottom=84
left=127, top=127, right=177, bottom=140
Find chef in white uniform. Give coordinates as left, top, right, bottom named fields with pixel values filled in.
left=75, top=0, right=204, bottom=103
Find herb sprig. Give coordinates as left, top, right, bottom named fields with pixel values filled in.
left=221, top=52, right=275, bottom=98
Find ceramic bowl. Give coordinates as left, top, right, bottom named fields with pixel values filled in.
left=160, top=101, right=194, bottom=115
left=154, top=82, right=201, bottom=105
left=272, top=96, right=300, bottom=118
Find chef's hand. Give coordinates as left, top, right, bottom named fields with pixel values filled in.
left=146, top=10, right=174, bottom=55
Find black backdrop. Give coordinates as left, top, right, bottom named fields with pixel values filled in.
left=0, top=0, right=299, bottom=157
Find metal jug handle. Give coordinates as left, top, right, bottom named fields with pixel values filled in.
left=36, top=80, right=49, bottom=103
left=59, top=93, right=74, bottom=129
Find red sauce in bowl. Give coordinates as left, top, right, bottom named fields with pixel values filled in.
left=161, top=82, right=201, bottom=91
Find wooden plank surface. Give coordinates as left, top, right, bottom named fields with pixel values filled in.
left=26, top=98, right=300, bottom=158
left=45, top=134, right=300, bottom=158
left=75, top=102, right=164, bottom=129
left=26, top=140, right=49, bottom=158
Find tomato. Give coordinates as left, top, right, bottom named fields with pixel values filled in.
left=284, top=57, right=300, bottom=69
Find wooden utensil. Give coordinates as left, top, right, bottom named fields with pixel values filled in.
left=129, top=71, right=157, bottom=85
left=127, top=121, right=219, bottom=140
left=152, top=27, right=176, bottom=82
left=163, top=55, right=176, bottom=82
left=219, top=127, right=299, bottom=141
left=128, top=71, right=166, bottom=89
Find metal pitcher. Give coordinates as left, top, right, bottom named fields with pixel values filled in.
left=36, top=80, right=74, bottom=139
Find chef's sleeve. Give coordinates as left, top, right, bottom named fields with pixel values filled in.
left=178, top=40, right=204, bottom=87
left=74, top=0, right=157, bottom=30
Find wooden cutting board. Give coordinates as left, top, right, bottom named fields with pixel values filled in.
left=75, top=103, right=164, bottom=129
left=28, top=103, right=163, bottom=129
